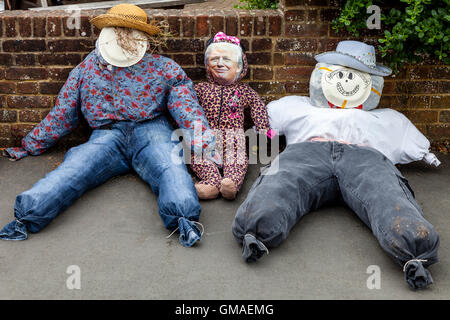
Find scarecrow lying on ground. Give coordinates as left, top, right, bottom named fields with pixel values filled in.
left=232, top=41, right=441, bottom=289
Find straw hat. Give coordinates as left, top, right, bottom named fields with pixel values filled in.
left=90, top=3, right=160, bottom=36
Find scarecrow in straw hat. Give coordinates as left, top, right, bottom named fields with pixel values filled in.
left=1, top=4, right=216, bottom=247
left=232, top=41, right=440, bottom=289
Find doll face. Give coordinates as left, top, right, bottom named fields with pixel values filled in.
left=206, top=44, right=242, bottom=85
left=321, top=65, right=372, bottom=108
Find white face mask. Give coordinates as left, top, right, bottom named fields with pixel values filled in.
left=321, top=65, right=372, bottom=108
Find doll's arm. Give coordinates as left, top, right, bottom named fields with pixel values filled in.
left=245, top=85, right=275, bottom=138
left=4, top=68, right=82, bottom=161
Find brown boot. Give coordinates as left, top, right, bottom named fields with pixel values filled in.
left=195, top=183, right=219, bottom=200
left=220, top=178, right=237, bottom=200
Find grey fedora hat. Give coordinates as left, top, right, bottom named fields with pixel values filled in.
left=315, top=40, right=392, bottom=76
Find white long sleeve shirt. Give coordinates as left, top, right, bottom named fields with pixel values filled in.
left=268, top=95, right=440, bottom=166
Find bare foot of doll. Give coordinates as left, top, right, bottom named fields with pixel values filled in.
left=220, top=178, right=237, bottom=200
left=195, top=183, right=219, bottom=200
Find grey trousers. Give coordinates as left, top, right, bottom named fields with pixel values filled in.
left=232, top=141, right=440, bottom=289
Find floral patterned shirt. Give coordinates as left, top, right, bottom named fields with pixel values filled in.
left=5, top=48, right=214, bottom=160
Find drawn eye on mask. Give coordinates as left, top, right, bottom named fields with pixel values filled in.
left=321, top=66, right=372, bottom=108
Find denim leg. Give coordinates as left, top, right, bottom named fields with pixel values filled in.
left=232, top=142, right=339, bottom=261
left=131, top=117, right=201, bottom=235
left=0, top=129, right=130, bottom=240
left=336, top=144, right=440, bottom=289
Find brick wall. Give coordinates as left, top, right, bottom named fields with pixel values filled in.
left=0, top=0, right=449, bottom=151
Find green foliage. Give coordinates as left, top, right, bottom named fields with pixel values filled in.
left=234, top=0, right=278, bottom=9
left=332, top=0, right=450, bottom=74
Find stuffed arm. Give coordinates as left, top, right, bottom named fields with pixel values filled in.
left=245, top=85, right=276, bottom=139
left=163, top=59, right=218, bottom=163
left=4, top=68, right=82, bottom=161
left=402, top=118, right=440, bottom=166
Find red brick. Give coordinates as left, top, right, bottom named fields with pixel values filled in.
left=320, top=8, right=340, bottom=22
left=19, top=110, right=43, bottom=122
left=285, top=10, right=305, bottom=22
left=285, top=0, right=328, bottom=5
left=401, top=110, right=438, bottom=123
left=0, top=82, right=16, bottom=94
left=382, top=81, right=395, bottom=94
left=15, top=54, right=36, bottom=66
left=18, top=17, right=32, bottom=37
left=248, top=82, right=285, bottom=95
left=286, top=23, right=328, bottom=37
left=11, top=124, right=34, bottom=139
left=239, top=16, right=253, bottom=37
left=226, top=16, right=238, bottom=36
left=0, top=124, right=11, bottom=137
left=439, top=81, right=450, bottom=93
left=62, top=16, right=77, bottom=37
left=0, top=110, right=17, bottom=122
left=168, top=16, right=181, bottom=37
left=37, top=53, right=82, bottom=66
left=166, top=39, right=204, bottom=53
left=184, top=67, right=206, bottom=81
left=430, top=67, right=450, bottom=79
left=4, top=17, right=17, bottom=38
left=172, top=54, right=195, bottom=66
left=427, top=124, right=450, bottom=139
left=40, top=82, right=64, bottom=94
left=7, top=96, right=52, bottom=109
left=318, top=39, right=340, bottom=52
left=47, top=17, right=62, bottom=37
left=0, top=54, right=13, bottom=66
left=3, top=40, right=46, bottom=52
left=182, top=16, right=195, bottom=37
left=79, top=16, right=92, bottom=37
left=240, top=39, right=250, bottom=52
left=276, top=39, right=317, bottom=51
left=6, top=67, right=48, bottom=80
left=252, top=68, right=273, bottom=80
left=246, top=52, right=271, bottom=65
left=285, top=81, right=309, bottom=94
left=268, top=15, right=282, bottom=36
left=47, top=39, right=94, bottom=52
left=440, top=111, right=450, bottom=123
left=253, top=15, right=266, bottom=36
left=17, top=82, right=39, bottom=94
left=252, top=39, right=272, bottom=51
left=378, top=95, right=399, bottom=109
left=210, top=16, right=225, bottom=35
left=33, top=17, right=46, bottom=37
left=409, top=96, right=430, bottom=108
left=276, top=66, right=315, bottom=80
left=48, top=68, right=72, bottom=81
left=284, top=52, right=315, bottom=65
left=431, top=95, right=450, bottom=108
left=196, top=16, right=209, bottom=37
left=396, top=81, right=438, bottom=94
left=408, top=66, right=430, bottom=80
left=273, top=53, right=284, bottom=66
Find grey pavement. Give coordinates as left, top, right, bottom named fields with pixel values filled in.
left=0, top=150, right=449, bottom=299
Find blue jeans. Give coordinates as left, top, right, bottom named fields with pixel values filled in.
left=1, top=116, right=202, bottom=247
left=232, top=141, right=440, bottom=289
